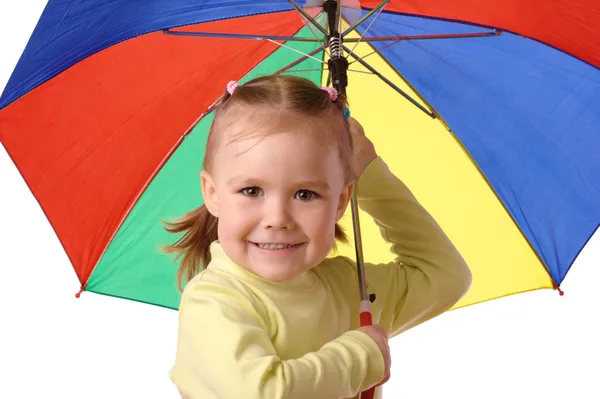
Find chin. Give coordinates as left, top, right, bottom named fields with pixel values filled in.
left=260, top=270, right=298, bottom=282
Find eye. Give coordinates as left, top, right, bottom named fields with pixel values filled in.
left=295, top=189, right=318, bottom=201
left=241, top=187, right=262, bottom=197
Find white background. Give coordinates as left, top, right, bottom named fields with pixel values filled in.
left=1, top=2, right=598, bottom=398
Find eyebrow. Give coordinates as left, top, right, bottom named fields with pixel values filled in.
left=227, top=176, right=330, bottom=190
left=227, top=176, right=262, bottom=187
left=295, top=180, right=330, bottom=190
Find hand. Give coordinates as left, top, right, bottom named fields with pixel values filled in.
left=357, top=324, right=391, bottom=387
left=349, top=117, right=377, bottom=180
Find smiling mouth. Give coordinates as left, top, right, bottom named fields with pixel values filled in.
left=251, top=242, right=301, bottom=250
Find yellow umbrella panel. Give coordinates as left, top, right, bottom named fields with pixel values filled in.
left=331, top=28, right=554, bottom=310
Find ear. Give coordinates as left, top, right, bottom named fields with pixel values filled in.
left=335, top=182, right=354, bottom=221
left=200, top=170, right=220, bottom=217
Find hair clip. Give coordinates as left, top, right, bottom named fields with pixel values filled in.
left=343, top=106, right=351, bottom=120
left=321, top=86, right=338, bottom=101
left=226, top=80, right=239, bottom=95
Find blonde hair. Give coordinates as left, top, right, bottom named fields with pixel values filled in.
left=163, top=75, right=355, bottom=290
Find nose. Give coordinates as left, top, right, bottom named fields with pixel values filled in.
left=262, top=197, right=294, bottom=230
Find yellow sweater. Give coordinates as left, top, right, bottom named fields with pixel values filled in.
left=170, top=156, right=472, bottom=399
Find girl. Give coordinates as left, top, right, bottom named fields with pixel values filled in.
left=165, top=75, right=471, bottom=399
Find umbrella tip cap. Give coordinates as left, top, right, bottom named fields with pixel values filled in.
left=552, top=280, right=564, bottom=296
left=75, top=285, right=85, bottom=299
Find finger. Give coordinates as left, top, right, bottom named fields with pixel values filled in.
left=380, top=327, right=389, bottom=339
left=349, top=119, right=365, bottom=136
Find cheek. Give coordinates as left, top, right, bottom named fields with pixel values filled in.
left=216, top=192, right=259, bottom=237
left=298, top=200, right=339, bottom=235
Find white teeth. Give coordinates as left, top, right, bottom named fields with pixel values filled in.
left=257, top=243, right=294, bottom=250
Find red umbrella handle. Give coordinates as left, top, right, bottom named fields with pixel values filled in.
left=360, top=300, right=376, bottom=399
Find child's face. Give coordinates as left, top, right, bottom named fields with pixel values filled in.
left=201, top=126, right=352, bottom=282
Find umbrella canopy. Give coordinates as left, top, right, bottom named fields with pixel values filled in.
left=1, top=0, right=599, bottom=310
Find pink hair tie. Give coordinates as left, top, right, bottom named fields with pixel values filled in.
left=227, top=80, right=239, bottom=95
left=321, top=86, right=338, bottom=101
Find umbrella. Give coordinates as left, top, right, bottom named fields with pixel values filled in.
left=1, top=0, right=599, bottom=385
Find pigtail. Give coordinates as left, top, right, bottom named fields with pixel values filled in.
left=334, top=223, right=349, bottom=248
left=162, top=205, right=218, bottom=291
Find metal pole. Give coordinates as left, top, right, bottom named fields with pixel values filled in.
left=323, top=0, right=368, bottom=303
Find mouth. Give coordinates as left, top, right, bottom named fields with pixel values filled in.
left=250, top=242, right=302, bottom=250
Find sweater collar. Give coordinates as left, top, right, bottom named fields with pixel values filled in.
left=207, top=241, right=318, bottom=290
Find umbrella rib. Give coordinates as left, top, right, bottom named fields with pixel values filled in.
left=321, top=31, right=328, bottom=86
left=348, top=38, right=402, bottom=65
left=306, top=12, right=331, bottom=57
left=162, top=29, right=322, bottom=42
left=348, top=69, right=375, bottom=75
left=288, top=0, right=329, bottom=36
left=344, top=30, right=500, bottom=42
left=348, top=33, right=497, bottom=66
left=347, top=2, right=387, bottom=56
left=287, top=1, right=330, bottom=56
left=361, top=40, right=453, bottom=130
left=341, top=0, right=391, bottom=37
left=342, top=44, right=435, bottom=119
left=267, top=39, right=326, bottom=64
left=284, top=68, right=374, bottom=75
left=272, top=45, right=328, bottom=76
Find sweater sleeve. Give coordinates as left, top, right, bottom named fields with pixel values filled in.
left=170, top=279, right=385, bottom=399
left=354, top=156, right=472, bottom=337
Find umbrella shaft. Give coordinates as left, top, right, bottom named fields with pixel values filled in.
left=323, top=0, right=341, bottom=35
left=323, top=0, right=368, bottom=303
left=350, top=191, right=369, bottom=302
